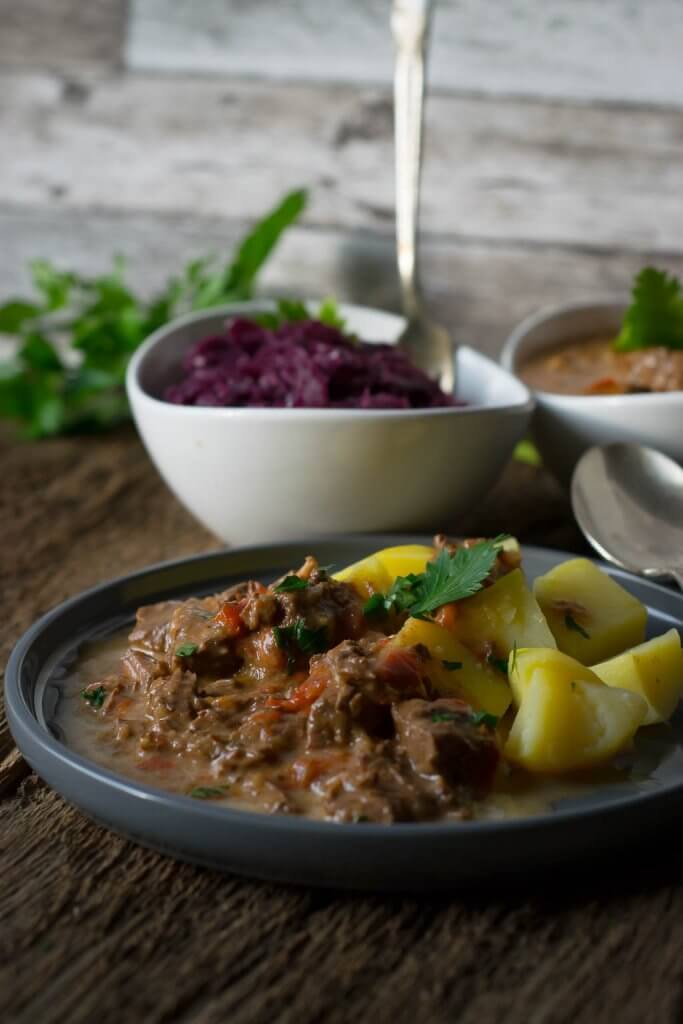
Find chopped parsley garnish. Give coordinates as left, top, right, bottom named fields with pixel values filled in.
left=470, top=710, right=499, bottom=728
left=362, top=536, right=509, bottom=620
left=430, top=708, right=499, bottom=728
left=430, top=710, right=464, bottom=723
left=564, top=613, right=590, bottom=639
left=81, top=685, right=106, bottom=709
left=442, top=660, right=463, bottom=671
left=189, top=785, right=230, bottom=800
left=274, top=575, right=309, bottom=593
left=175, top=642, right=199, bottom=657
left=273, top=618, right=327, bottom=658
left=487, top=654, right=509, bottom=675
left=614, top=267, right=683, bottom=352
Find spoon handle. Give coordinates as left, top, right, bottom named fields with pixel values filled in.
left=392, top=0, right=433, bottom=321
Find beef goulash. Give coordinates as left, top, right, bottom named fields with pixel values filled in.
left=71, top=537, right=683, bottom=823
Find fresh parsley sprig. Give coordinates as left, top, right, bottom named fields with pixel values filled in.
left=614, top=267, right=683, bottom=352
left=0, top=189, right=307, bottom=438
left=363, top=536, right=509, bottom=620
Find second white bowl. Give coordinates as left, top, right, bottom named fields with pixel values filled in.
left=127, top=301, right=533, bottom=545
left=501, top=300, right=683, bottom=485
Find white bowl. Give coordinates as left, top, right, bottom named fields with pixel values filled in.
left=501, top=300, right=683, bottom=486
left=127, top=301, right=533, bottom=545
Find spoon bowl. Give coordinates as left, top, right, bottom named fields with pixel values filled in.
left=571, top=443, right=683, bottom=590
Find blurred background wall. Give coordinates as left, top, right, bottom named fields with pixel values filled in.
left=2, top=0, right=683, bottom=357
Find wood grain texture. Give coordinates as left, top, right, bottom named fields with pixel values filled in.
left=127, top=0, right=683, bottom=108
left=3, top=204, right=683, bottom=361
left=3, top=71, right=683, bottom=254
left=6, top=428, right=683, bottom=1024
left=0, top=0, right=125, bottom=70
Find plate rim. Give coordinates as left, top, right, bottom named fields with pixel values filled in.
left=5, top=534, right=683, bottom=842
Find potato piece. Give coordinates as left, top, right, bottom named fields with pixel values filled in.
left=533, top=558, right=647, bottom=665
left=508, top=647, right=599, bottom=706
left=394, top=618, right=512, bottom=718
left=449, top=569, right=556, bottom=660
left=505, top=674, right=646, bottom=773
left=592, top=629, right=683, bottom=725
left=334, top=545, right=434, bottom=599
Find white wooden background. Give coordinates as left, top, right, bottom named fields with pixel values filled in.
left=2, top=0, right=683, bottom=357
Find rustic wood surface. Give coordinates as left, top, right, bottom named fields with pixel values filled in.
left=3, top=0, right=683, bottom=1019
left=2, top=432, right=683, bottom=1024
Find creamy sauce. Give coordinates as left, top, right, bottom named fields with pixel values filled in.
left=521, top=335, right=683, bottom=395
left=56, top=627, right=655, bottom=822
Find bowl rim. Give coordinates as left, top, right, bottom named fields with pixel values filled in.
left=501, top=296, right=683, bottom=406
left=127, top=299, right=534, bottom=420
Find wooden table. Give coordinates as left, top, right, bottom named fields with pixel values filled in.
left=3, top=2, right=683, bottom=1020
left=3, top=433, right=683, bottom=1024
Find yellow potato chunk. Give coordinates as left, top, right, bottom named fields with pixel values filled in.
left=505, top=668, right=646, bottom=774
left=508, top=647, right=599, bottom=706
left=592, top=629, right=683, bottom=725
left=394, top=617, right=512, bottom=718
left=533, top=558, right=647, bottom=665
left=451, top=569, right=556, bottom=660
left=334, top=545, right=434, bottom=599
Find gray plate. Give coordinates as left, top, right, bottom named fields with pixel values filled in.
left=5, top=536, right=683, bottom=890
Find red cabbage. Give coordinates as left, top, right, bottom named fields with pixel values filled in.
left=164, top=317, right=456, bottom=409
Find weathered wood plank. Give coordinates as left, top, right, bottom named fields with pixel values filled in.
left=3, top=71, right=683, bottom=254
left=2, top=204, right=683, bottom=360
left=0, top=0, right=125, bottom=70
left=126, top=0, right=683, bottom=108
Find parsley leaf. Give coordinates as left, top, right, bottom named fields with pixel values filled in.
left=470, top=710, right=499, bottom=728
left=274, top=575, right=309, bottom=593
left=614, top=267, right=683, bottom=352
left=175, top=642, right=199, bottom=657
left=430, top=710, right=465, bottom=724
left=366, top=537, right=509, bottom=620
left=487, top=654, right=509, bottom=676
left=0, top=189, right=307, bottom=438
left=273, top=618, right=327, bottom=658
left=442, top=660, right=463, bottom=671
left=254, top=297, right=347, bottom=333
left=189, top=786, right=230, bottom=799
left=564, top=613, right=590, bottom=639
left=81, top=685, right=106, bottom=709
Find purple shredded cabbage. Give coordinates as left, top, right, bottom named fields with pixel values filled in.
left=164, top=318, right=456, bottom=409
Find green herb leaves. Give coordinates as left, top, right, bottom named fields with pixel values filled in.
left=442, top=660, right=463, bottom=671
left=487, top=654, right=509, bottom=675
left=81, top=686, right=106, bottom=709
left=189, top=785, right=230, bottom=800
left=470, top=710, right=499, bottom=728
left=273, top=618, right=328, bottom=657
left=564, top=613, right=590, bottom=639
left=0, top=189, right=307, bottom=438
left=363, top=537, right=508, bottom=620
left=274, top=575, right=309, bottom=593
left=614, top=267, right=683, bottom=352
left=175, top=642, right=199, bottom=658
left=255, top=297, right=346, bottom=332
left=429, top=708, right=498, bottom=729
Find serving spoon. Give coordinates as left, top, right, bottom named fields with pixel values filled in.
left=571, top=442, right=683, bottom=591
left=391, top=0, right=455, bottom=395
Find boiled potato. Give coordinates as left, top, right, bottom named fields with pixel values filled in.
left=394, top=617, right=512, bottom=718
left=450, top=569, right=556, bottom=660
left=508, top=647, right=599, bottom=706
left=533, top=558, right=647, bottom=665
left=505, top=666, right=646, bottom=773
left=592, top=629, right=683, bottom=725
left=334, top=544, right=434, bottom=599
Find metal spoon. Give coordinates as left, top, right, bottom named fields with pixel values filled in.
left=391, top=0, right=455, bottom=395
left=571, top=443, right=683, bottom=590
